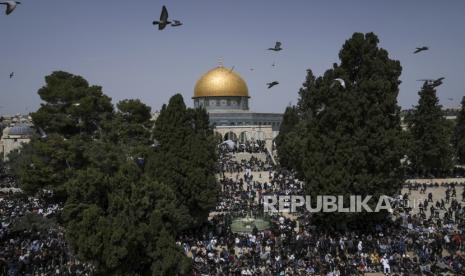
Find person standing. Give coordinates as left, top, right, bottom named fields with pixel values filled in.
left=380, top=255, right=391, bottom=275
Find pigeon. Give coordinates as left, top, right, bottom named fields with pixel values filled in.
left=414, top=46, right=428, bottom=54
left=153, top=5, right=171, bottom=30
left=331, top=78, right=346, bottom=89
left=9, top=72, right=14, bottom=78
left=268, top=41, right=282, bottom=51
left=0, top=1, right=20, bottom=15
left=171, top=20, right=182, bottom=27
left=151, top=139, right=160, bottom=148
left=38, top=127, right=47, bottom=139
left=267, top=81, right=279, bottom=89
left=431, top=77, right=444, bottom=88
left=418, top=77, right=444, bottom=88
left=316, top=104, right=326, bottom=115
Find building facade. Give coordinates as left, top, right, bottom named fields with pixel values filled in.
left=193, top=65, right=283, bottom=151
left=0, top=124, right=33, bottom=160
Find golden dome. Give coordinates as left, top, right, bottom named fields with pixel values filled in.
left=194, top=66, right=249, bottom=98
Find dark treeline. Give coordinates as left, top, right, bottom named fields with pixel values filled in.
left=7, top=72, right=218, bottom=275
left=276, top=32, right=465, bottom=227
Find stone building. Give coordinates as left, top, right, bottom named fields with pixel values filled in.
left=0, top=124, right=33, bottom=160
left=192, top=65, right=283, bottom=151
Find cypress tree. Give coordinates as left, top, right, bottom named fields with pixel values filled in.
left=288, top=33, right=404, bottom=228
left=406, top=83, right=453, bottom=176
left=147, top=94, right=218, bottom=228
left=275, top=106, right=304, bottom=173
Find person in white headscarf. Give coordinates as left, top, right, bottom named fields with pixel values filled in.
left=380, top=255, right=391, bottom=275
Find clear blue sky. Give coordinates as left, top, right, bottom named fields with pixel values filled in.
left=1, top=0, right=464, bottom=115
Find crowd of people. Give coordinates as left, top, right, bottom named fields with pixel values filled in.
left=0, top=171, right=93, bottom=275
left=3, top=142, right=465, bottom=275
left=180, top=149, right=465, bottom=275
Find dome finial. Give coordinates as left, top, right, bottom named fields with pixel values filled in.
left=218, top=57, right=224, bottom=67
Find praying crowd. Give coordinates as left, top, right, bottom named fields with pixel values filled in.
left=180, top=148, right=465, bottom=275
left=3, top=143, right=465, bottom=275
left=0, top=173, right=93, bottom=275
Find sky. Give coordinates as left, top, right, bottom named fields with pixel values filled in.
left=1, top=0, right=465, bottom=115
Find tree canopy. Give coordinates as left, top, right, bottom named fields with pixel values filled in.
left=276, top=33, right=404, bottom=228
left=405, top=83, right=453, bottom=176
left=146, top=94, right=218, bottom=228
left=11, top=72, right=218, bottom=275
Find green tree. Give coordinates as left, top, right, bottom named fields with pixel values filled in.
left=111, top=99, right=153, bottom=145
left=63, top=159, right=191, bottom=275
left=281, top=33, right=404, bottom=228
left=147, top=94, right=218, bottom=228
left=275, top=106, right=305, bottom=173
left=11, top=72, right=203, bottom=275
left=14, top=72, right=114, bottom=196
left=406, top=83, right=453, bottom=176
left=32, top=71, right=113, bottom=139
left=453, top=96, right=465, bottom=164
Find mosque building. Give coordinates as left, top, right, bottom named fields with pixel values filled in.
left=192, top=65, right=283, bottom=151
left=0, top=123, right=33, bottom=160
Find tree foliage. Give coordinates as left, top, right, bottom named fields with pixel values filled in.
left=276, top=33, right=404, bottom=228
left=10, top=72, right=218, bottom=274
left=405, top=83, right=453, bottom=176
left=147, top=94, right=218, bottom=228
left=275, top=106, right=305, bottom=175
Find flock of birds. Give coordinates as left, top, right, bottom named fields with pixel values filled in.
left=152, top=5, right=283, bottom=90
left=413, top=47, right=447, bottom=93
left=2, top=3, right=447, bottom=97
left=149, top=6, right=442, bottom=93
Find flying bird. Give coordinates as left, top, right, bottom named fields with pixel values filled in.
left=316, top=104, right=326, bottom=115
left=153, top=5, right=171, bottom=30
left=418, top=77, right=444, bottom=88
left=431, top=77, right=445, bottom=87
left=272, top=62, right=276, bottom=67
left=414, top=46, right=428, bottom=54
left=267, top=81, right=279, bottom=89
left=38, top=127, right=47, bottom=139
left=9, top=72, right=14, bottom=78
left=268, top=41, right=282, bottom=51
left=448, top=98, right=453, bottom=101
left=250, top=68, right=254, bottom=71
left=171, top=20, right=182, bottom=27
left=151, top=139, right=161, bottom=148
left=0, top=1, right=20, bottom=15
left=331, top=78, right=346, bottom=89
